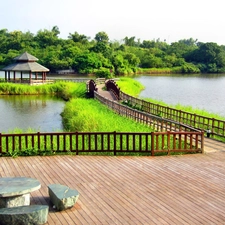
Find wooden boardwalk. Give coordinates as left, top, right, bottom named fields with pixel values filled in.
left=1, top=147, right=225, bottom=224
left=97, top=83, right=118, bottom=101
left=204, top=137, right=225, bottom=153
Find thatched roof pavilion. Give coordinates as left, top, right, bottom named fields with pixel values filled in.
left=2, top=52, right=50, bottom=84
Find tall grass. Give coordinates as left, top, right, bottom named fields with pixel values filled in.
left=0, top=81, right=86, bottom=100
left=116, top=77, right=145, bottom=97
left=61, top=98, right=153, bottom=132
left=136, top=67, right=182, bottom=74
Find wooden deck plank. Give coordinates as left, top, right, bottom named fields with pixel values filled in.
left=1, top=152, right=225, bottom=224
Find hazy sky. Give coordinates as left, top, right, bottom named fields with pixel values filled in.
left=1, top=0, right=225, bottom=44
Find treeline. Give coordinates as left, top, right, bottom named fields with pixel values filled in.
left=1, top=26, right=225, bottom=77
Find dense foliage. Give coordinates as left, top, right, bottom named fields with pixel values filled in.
left=1, top=27, right=225, bottom=75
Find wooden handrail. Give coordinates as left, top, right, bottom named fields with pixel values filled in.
left=119, top=91, right=225, bottom=139
left=0, top=131, right=203, bottom=156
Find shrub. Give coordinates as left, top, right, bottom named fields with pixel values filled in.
left=95, top=68, right=113, bottom=79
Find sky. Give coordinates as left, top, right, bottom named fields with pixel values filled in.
left=1, top=0, right=225, bottom=45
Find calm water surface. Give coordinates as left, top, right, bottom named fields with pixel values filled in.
left=134, top=74, right=225, bottom=117
left=1, top=73, right=225, bottom=132
left=0, top=72, right=83, bottom=132
left=0, top=95, right=65, bottom=132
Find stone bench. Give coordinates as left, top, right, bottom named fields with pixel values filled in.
left=48, top=184, right=79, bottom=211
left=0, top=205, right=49, bottom=225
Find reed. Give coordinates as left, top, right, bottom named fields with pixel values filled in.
left=116, top=77, right=145, bottom=97
left=61, top=98, right=153, bottom=132
left=136, top=67, right=182, bottom=74
left=0, top=82, right=86, bottom=100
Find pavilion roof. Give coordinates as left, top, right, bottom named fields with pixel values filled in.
left=2, top=62, right=49, bottom=72
left=2, top=52, right=49, bottom=72
left=14, top=52, right=39, bottom=62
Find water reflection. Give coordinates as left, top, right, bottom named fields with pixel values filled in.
left=0, top=95, right=65, bottom=132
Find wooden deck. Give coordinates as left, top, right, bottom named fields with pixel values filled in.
left=1, top=150, right=225, bottom=224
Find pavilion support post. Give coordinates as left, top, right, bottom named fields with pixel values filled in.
left=35, top=72, right=38, bottom=80
left=5, top=71, right=7, bottom=81
left=42, top=72, right=45, bottom=83
left=29, top=72, right=32, bottom=84
left=20, top=72, right=23, bottom=81
left=8, top=71, right=10, bottom=81
left=13, top=71, right=16, bottom=81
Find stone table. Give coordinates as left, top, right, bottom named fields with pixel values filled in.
left=0, top=177, right=41, bottom=208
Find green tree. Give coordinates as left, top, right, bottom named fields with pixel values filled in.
left=90, top=42, right=112, bottom=58
left=0, top=29, right=10, bottom=53
left=94, top=31, right=109, bottom=43
left=8, top=30, right=24, bottom=50
left=68, top=31, right=90, bottom=44
left=35, top=27, right=60, bottom=48
left=73, top=52, right=102, bottom=74
left=140, top=53, right=164, bottom=68
left=186, top=42, right=225, bottom=72
left=124, top=36, right=137, bottom=46
left=95, top=68, right=113, bottom=78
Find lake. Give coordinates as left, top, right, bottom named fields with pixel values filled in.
left=134, top=74, right=225, bottom=117
left=0, top=95, right=65, bottom=132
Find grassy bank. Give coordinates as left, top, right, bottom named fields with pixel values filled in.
left=0, top=81, right=86, bottom=100
left=61, top=98, right=152, bottom=132
left=136, top=67, right=182, bottom=74
left=116, top=77, right=145, bottom=97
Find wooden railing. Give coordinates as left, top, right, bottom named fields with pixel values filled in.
left=93, top=91, right=204, bottom=154
left=95, top=78, right=106, bottom=84
left=0, top=79, right=205, bottom=156
left=105, top=79, right=120, bottom=100
left=0, top=131, right=204, bottom=156
left=95, top=92, right=201, bottom=133
left=48, top=78, right=90, bottom=83
left=120, top=91, right=225, bottom=139
left=86, top=79, right=98, bottom=97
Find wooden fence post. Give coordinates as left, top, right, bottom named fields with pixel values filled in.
left=37, top=132, right=40, bottom=149
left=211, top=118, right=215, bottom=137
left=201, top=131, right=205, bottom=154
left=76, top=132, right=79, bottom=155
left=151, top=132, right=154, bottom=156
left=0, top=133, right=2, bottom=154
left=167, top=131, right=171, bottom=154
left=114, top=131, right=116, bottom=156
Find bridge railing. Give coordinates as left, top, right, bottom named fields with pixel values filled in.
left=94, top=91, right=204, bottom=154
left=86, top=79, right=98, bottom=97
left=120, top=91, right=225, bottom=140
left=95, top=91, right=201, bottom=132
left=105, top=79, right=120, bottom=100
left=0, top=131, right=203, bottom=156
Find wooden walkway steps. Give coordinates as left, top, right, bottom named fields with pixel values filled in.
left=96, top=83, right=118, bottom=101
left=1, top=151, right=225, bottom=224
